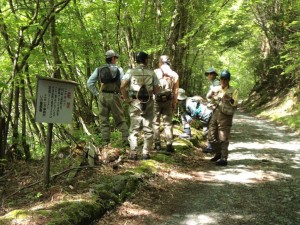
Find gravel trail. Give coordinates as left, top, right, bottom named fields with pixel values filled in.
left=93, top=110, right=300, bottom=225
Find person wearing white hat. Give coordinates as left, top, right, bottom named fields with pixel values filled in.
left=177, top=88, right=191, bottom=138
left=177, top=88, right=187, bottom=101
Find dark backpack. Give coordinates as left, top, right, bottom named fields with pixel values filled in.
left=98, top=64, right=120, bottom=84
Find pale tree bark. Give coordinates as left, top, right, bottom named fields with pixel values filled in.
left=123, top=13, right=135, bottom=67
left=167, top=0, right=189, bottom=88
left=58, top=43, right=96, bottom=124
left=25, top=66, right=47, bottom=143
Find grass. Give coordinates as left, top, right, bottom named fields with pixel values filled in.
left=244, top=87, right=300, bottom=133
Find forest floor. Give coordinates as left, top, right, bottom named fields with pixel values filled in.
left=91, top=110, right=300, bottom=225
left=0, top=109, right=300, bottom=225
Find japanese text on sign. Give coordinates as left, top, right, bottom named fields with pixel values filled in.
left=35, top=77, right=77, bottom=124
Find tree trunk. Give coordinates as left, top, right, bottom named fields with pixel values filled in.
left=21, top=74, right=31, bottom=161
left=168, top=0, right=189, bottom=88
left=12, top=78, right=22, bottom=160
left=0, top=117, right=5, bottom=175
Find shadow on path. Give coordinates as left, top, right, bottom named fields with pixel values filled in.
left=94, top=111, right=300, bottom=225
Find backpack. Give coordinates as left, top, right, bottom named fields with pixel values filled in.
left=196, top=103, right=212, bottom=125
left=186, top=98, right=212, bottom=125
left=98, top=64, right=120, bottom=84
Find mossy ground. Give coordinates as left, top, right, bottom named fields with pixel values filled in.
left=0, top=127, right=205, bottom=225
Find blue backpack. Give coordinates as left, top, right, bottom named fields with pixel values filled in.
left=186, top=98, right=212, bottom=125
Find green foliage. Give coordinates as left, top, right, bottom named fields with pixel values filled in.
left=0, top=0, right=298, bottom=162
left=275, top=113, right=300, bottom=132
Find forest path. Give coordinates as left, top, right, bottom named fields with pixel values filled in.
left=92, top=110, right=300, bottom=225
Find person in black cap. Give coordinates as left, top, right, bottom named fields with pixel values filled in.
left=87, top=50, right=129, bottom=147
left=121, top=51, right=160, bottom=160
left=203, top=68, right=220, bottom=153
left=205, top=67, right=220, bottom=99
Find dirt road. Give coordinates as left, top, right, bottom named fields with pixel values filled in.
left=92, top=111, right=300, bottom=225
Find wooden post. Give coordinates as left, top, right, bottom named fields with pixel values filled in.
left=44, top=123, right=53, bottom=188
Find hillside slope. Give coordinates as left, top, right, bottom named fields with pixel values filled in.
left=243, top=86, right=299, bottom=133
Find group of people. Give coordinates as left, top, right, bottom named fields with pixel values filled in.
left=87, top=49, right=238, bottom=166
left=177, top=68, right=238, bottom=166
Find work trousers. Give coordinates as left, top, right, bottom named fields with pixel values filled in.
left=128, top=99, right=154, bottom=155
left=153, top=100, right=173, bottom=145
left=98, top=92, right=129, bottom=144
left=208, top=108, right=233, bottom=160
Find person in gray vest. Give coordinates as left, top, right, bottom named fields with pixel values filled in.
left=153, top=55, right=179, bottom=153
left=121, top=51, right=160, bottom=160
left=87, top=50, right=129, bottom=147
left=207, top=70, right=238, bottom=166
left=204, top=67, right=220, bottom=153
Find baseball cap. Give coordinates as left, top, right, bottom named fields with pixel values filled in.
left=105, top=50, right=119, bottom=59
left=205, top=68, right=218, bottom=76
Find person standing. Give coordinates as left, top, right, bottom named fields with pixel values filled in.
left=205, top=68, right=220, bottom=93
left=153, top=55, right=179, bottom=153
left=207, top=70, right=238, bottom=166
left=204, top=68, right=220, bottom=153
left=120, top=51, right=160, bottom=160
left=87, top=50, right=129, bottom=147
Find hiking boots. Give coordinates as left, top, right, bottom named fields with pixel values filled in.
left=210, top=155, right=221, bottom=162
left=216, top=159, right=228, bottom=166
left=166, top=144, right=175, bottom=153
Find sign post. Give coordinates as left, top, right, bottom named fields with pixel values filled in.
left=35, top=76, right=77, bottom=187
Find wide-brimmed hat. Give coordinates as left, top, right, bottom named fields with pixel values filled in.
left=205, top=68, right=218, bottom=76
left=177, top=88, right=187, bottom=100
left=105, top=50, right=119, bottom=58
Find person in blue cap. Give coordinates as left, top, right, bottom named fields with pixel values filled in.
left=207, top=70, right=238, bottom=166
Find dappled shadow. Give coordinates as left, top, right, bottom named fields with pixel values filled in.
left=95, top=110, right=300, bottom=225
left=97, top=165, right=300, bottom=225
